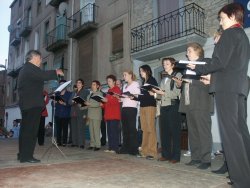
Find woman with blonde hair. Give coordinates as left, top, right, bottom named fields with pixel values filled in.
left=118, top=70, right=140, bottom=155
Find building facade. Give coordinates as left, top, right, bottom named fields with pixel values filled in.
left=5, top=0, right=250, bottom=150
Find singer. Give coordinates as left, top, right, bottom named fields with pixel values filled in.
left=188, top=3, right=250, bottom=187
left=17, top=50, right=64, bottom=163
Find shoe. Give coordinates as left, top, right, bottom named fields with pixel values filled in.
left=17, top=153, right=20, bottom=161
left=158, top=157, right=170, bottom=162
left=129, top=151, right=139, bottom=156
left=183, top=151, right=191, bottom=157
left=71, top=144, right=77, bottom=147
left=170, top=160, right=180, bottom=164
left=197, top=163, right=211, bottom=169
left=117, top=148, right=128, bottom=154
left=136, top=153, right=146, bottom=158
left=227, top=180, right=233, bottom=185
left=104, top=149, right=115, bottom=153
left=212, top=163, right=228, bottom=174
left=185, top=160, right=201, bottom=166
left=146, top=156, right=154, bottom=160
left=20, top=157, right=41, bottom=163
left=57, top=143, right=62, bottom=146
left=87, top=147, right=94, bottom=150
left=214, top=150, right=223, bottom=156
left=80, top=145, right=85, bottom=149
left=94, top=147, right=100, bottom=151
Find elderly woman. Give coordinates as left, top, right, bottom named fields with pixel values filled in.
left=179, top=42, right=213, bottom=170
left=188, top=3, right=250, bottom=187
left=69, top=79, right=89, bottom=149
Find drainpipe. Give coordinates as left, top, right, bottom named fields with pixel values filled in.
left=69, top=0, right=75, bottom=82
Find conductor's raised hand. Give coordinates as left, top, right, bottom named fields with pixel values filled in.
left=56, top=69, right=64, bottom=76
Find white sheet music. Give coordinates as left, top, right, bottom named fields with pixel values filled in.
left=179, top=60, right=206, bottom=65
left=54, top=80, right=72, bottom=93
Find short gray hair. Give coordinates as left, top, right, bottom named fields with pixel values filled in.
left=25, top=50, right=41, bottom=63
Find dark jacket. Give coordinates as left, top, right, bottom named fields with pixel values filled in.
left=137, top=76, right=158, bottom=107
left=54, top=91, right=72, bottom=118
left=179, top=58, right=213, bottom=113
left=69, top=88, right=90, bottom=117
left=17, top=62, right=57, bottom=110
left=195, top=27, right=250, bottom=97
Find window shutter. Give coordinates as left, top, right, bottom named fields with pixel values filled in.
left=112, top=24, right=123, bottom=54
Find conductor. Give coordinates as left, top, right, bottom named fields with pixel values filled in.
left=17, top=50, right=64, bottom=163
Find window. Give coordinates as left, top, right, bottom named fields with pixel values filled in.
left=37, top=0, right=42, bottom=15
left=27, top=7, right=32, bottom=26
left=24, top=40, right=29, bottom=56
left=44, top=21, right=50, bottom=45
left=34, top=31, right=39, bottom=50
left=42, top=62, right=48, bottom=70
left=112, top=23, right=123, bottom=54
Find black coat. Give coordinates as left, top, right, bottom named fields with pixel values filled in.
left=195, top=27, right=250, bottom=97
left=137, top=76, right=158, bottom=107
left=179, top=58, right=213, bottom=113
left=17, top=62, right=57, bottom=110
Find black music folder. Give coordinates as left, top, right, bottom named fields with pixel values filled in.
left=90, top=95, right=104, bottom=102
left=141, top=83, right=161, bottom=91
left=107, top=91, right=125, bottom=98
left=50, top=95, right=65, bottom=102
left=72, top=96, right=86, bottom=106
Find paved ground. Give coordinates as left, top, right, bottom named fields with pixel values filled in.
left=0, top=138, right=230, bottom=188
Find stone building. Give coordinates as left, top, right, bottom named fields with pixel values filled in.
left=5, top=0, right=250, bottom=149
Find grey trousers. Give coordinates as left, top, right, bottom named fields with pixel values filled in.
left=186, top=109, right=212, bottom=163
left=71, top=116, right=85, bottom=146
left=216, top=92, right=250, bottom=188
left=89, top=119, right=101, bottom=148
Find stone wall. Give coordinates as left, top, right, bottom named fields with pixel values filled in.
left=184, top=0, right=229, bottom=36
left=131, top=0, right=154, bottom=28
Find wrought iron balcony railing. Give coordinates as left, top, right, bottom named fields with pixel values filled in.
left=46, top=24, right=69, bottom=52
left=131, top=3, right=206, bottom=53
left=10, top=28, right=21, bottom=46
left=68, top=3, right=98, bottom=38
left=20, top=16, right=32, bottom=37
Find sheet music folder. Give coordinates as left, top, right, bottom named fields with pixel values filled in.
left=141, top=84, right=161, bottom=91
left=72, top=96, right=86, bottom=106
left=50, top=95, right=65, bottom=102
left=90, top=95, right=104, bottom=102
left=107, top=91, right=124, bottom=98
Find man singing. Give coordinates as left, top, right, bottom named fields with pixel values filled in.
left=17, top=50, right=64, bottom=163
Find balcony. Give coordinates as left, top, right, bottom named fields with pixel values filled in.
left=131, top=3, right=207, bottom=61
left=68, top=3, right=98, bottom=39
left=10, top=28, right=21, bottom=46
left=49, top=0, right=65, bottom=7
left=20, top=17, right=32, bottom=37
left=46, top=24, right=69, bottom=52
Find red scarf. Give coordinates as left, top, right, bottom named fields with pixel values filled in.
left=229, top=23, right=242, bottom=29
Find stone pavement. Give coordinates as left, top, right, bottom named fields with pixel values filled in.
left=0, top=138, right=230, bottom=188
